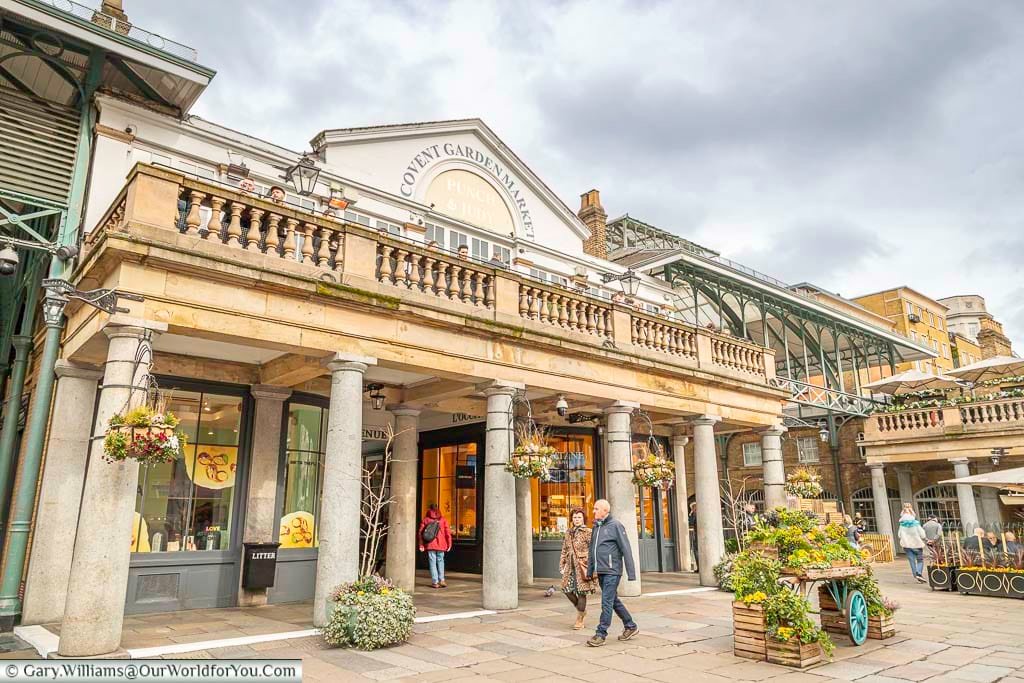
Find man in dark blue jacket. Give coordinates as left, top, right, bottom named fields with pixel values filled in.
left=585, top=499, right=638, bottom=646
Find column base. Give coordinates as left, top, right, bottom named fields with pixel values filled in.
left=50, top=649, right=130, bottom=660
left=0, top=613, right=17, bottom=634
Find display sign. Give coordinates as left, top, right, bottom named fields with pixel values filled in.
left=456, top=465, right=476, bottom=488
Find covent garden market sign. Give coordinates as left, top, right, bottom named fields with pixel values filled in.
left=399, top=142, right=536, bottom=240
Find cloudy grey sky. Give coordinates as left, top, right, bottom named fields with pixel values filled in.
left=132, top=1, right=1024, bottom=342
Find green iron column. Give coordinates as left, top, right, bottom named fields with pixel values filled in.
left=0, top=291, right=66, bottom=630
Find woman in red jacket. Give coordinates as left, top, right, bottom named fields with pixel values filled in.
left=418, top=503, right=453, bottom=588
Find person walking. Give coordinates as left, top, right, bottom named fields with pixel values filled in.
left=559, top=507, right=598, bottom=630
left=843, top=514, right=861, bottom=549
left=898, top=511, right=927, bottom=583
left=586, top=499, right=638, bottom=647
left=922, top=515, right=942, bottom=563
left=418, top=503, right=452, bottom=589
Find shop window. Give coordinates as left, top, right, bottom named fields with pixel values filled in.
left=425, top=222, right=445, bottom=248
left=421, top=443, right=478, bottom=540
left=796, top=436, right=819, bottom=463
left=279, top=403, right=328, bottom=548
left=133, top=389, right=243, bottom=553
left=531, top=433, right=595, bottom=540
left=742, top=442, right=762, bottom=467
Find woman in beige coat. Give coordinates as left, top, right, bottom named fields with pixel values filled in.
left=559, top=507, right=599, bottom=629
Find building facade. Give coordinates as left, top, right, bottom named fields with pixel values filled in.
left=853, top=287, right=954, bottom=375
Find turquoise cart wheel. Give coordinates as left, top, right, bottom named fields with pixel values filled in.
left=845, top=588, right=868, bottom=645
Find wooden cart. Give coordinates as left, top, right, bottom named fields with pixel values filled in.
left=781, top=565, right=870, bottom=646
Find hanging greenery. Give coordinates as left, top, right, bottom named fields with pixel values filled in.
left=103, top=405, right=186, bottom=465
left=784, top=468, right=823, bottom=498
left=505, top=422, right=558, bottom=480
left=631, top=440, right=675, bottom=489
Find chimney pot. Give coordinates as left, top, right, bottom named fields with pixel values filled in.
left=578, top=189, right=608, bottom=259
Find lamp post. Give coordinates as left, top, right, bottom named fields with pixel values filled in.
left=285, top=153, right=320, bottom=197
left=601, top=269, right=642, bottom=297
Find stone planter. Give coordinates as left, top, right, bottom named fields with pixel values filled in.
left=766, top=637, right=823, bottom=668
left=927, top=565, right=955, bottom=591
left=732, top=602, right=767, bottom=661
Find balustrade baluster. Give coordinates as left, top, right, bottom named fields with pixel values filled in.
left=225, top=201, right=244, bottom=247
left=540, top=291, right=552, bottom=323
left=596, top=307, right=606, bottom=336
left=557, top=296, right=569, bottom=327
left=422, top=257, right=437, bottom=293
left=299, top=223, right=316, bottom=264
left=282, top=218, right=298, bottom=259
left=184, top=190, right=205, bottom=235
left=410, top=253, right=426, bottom=290
left=245, top=208, right=264, bottom=251
left=584, top=304, right=596, bottom=334
left=484, top=274, right=495, bottom=309
left=518, top=284, right=529, bottom=317
left=378, top=245, right=394, bottom=283
left=317, top=227, right=332, bottom=267
left=264, top=213, right=281, bottom=254
left=392, top=248, right=409, bottom=287
left=205, top=196, right=226, bottom=240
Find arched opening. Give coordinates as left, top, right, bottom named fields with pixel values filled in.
left=914, top=484, right=981, bottom=532
left=851, top=487, right=899, bottom=532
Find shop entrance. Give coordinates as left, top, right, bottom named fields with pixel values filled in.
left=637, top=486, right=677, bottom=572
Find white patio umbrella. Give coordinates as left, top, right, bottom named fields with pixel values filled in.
left=861, top=368, right=963, bottom=396
left=940, top=466, right=1024, bottom=494
left=946, top=356, right=1024, bottom=384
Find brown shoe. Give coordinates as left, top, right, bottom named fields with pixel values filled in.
left=573, top=611, right=586, bottom=630
left=440, top=581, right=448, bottom=588
left=618, top=626, right=639, bottom=641
left=431, top=582, right=440, bottom=589
left=586, top=635, right=606, bottom=647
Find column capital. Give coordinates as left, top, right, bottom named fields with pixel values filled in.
left=477, top=380, right=523, bottom=396
left=691, top=415, right=721, bottom=427
left=54, top=360, right=103, bottom=381
left=390, top=405, right=421, bottom=418
left=867, top=462, right=886, bottom=471
left=759, top=425, right=787, bottom=437
left=948, top=457, right=971, bottom=465
left=323, top=352, right=376, bottom=372
left=603, top=400, right=639, bottom=416
left=10, top=335, right=31, bottom=353
left=250, top=385, right=292, bottom=402
left=100, top=315, right=168, bottom=337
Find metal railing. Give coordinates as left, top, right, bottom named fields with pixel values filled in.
left=36, top=0, right=199, bottom=62
left=769, top=376, right=881, bottom=416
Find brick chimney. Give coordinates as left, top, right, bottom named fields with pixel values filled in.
left=977, top=318, right=1013, bottom=358
left=579, top=189, right=608, bottom=259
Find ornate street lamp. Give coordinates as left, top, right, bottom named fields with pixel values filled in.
left=601, top=269, right=642, bottom=297
left=285, top=153, right=320, bottom=197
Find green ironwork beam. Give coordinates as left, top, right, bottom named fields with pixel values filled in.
left=107, top=54, right=176, bottom=112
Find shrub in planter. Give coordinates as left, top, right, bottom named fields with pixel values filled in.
left=322, top=575, right=415, bottom=650
left=784, top=469, right=823, bottom=499
left=103, top=406, right=186, bottom=465
left=714, top=552, right=738, bottom=591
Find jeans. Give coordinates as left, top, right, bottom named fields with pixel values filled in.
left=427, top=550, right=445, bottom=583
left=596, top=574, right=636, bottom=638
left=905, top=547, right=924, bottom=577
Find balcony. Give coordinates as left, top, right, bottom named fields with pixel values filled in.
left=861, top=395, right=1024, bottom=462
left=79, top=164, right=779, bottom=404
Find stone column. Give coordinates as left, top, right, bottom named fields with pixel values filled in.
left=21, top=361, right=102, bottom=625
left=975, top=463, right=1003, bottom=529
left=239, top=385, right=291, bottom=607
left=760, top=425, right=787, bottom=510
left=671, top=429, right=693, bottom=572
left=482, top=381, right=522, bottom=610
left=312, top=353, right=375, bottom=627
left=693, top=416, right=724, bottom=587
left=895, top=467, right=914, bottom=513
left=604, top=401, right=641, bottom=596
left=949, top=457, right=979, bottom=533
left=59, top=322, right=165, bottom=657
left=868, top=463, right=895, bottom=548
left=515, top=477, right=534, bottom=586
left=386, top=407, right=420, bottom=593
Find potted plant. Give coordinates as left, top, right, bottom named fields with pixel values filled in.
left=927, top=541, right=956, bottom=591
left=322, top=575, right=415, bottom=649
left=505, top=423, right=558, bottom=480
left=764, top=590, right=833, bottom=668
left=785, top=469, right=824, bottom=499
left=103, top=405, right=186, bottom=465
left=631, top=440, right=675, bottom=489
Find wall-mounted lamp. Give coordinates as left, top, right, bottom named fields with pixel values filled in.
left=991, top=447, right=1009, bottom=466
left=600, top=269, right=641, bottom=297
left=365, top=383, right=386, bottom=411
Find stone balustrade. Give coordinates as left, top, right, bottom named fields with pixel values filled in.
left=961, top=398, right=1024, bottom=426
left=710, top=336, right=766, bottom=376
left=85, top=163, right=777, bottom=386
left=872, top=408, right=944, bottom=435
left=377, top=242, right=495, bottom=309
left=631, top=312, right=697, bottom=359
left=518, top=282, right=612, bottom=339
left=863, top=395, right=1024, bottom=448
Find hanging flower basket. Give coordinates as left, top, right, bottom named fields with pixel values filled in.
left=632, top=451, right=675, bottom=489
left=506, top=422, right=558, bottom=480
left=785, top=468, right=823, bottom=499
left=103, top=405, right=187, bottom=465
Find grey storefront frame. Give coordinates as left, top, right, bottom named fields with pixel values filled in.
left=125, top=377, right=255, bottom=614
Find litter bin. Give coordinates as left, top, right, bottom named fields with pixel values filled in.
left=242, top=542, right=281, bottom=589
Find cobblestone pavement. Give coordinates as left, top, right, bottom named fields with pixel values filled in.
left=175, top=563, right=1024, bottom=682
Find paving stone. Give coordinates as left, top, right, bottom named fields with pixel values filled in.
left=947, top=663, right=1014, bottom=682
left=882, top=661, right=956, bottom=681
left=925, top=646, right=993, bottom=666
left=594, top=651, right=678, bottom=675
left=811, top=659, right=890, bottom=680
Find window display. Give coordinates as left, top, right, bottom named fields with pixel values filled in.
left=531, top=433, right=595, bottom=540
left=279, top=403, right=327, bottom=548
left=421, top=443, right=478, bottom=540
left=133, top=389, right=243, bottom=553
